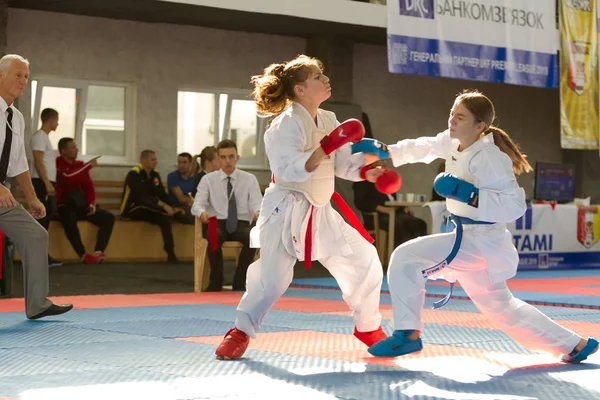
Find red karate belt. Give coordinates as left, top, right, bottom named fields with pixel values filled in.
left=207, top=216, right=219, bottom=252
left=272, top=174, right=373, bottom=269
left=303, top=193, right=374, bottom=269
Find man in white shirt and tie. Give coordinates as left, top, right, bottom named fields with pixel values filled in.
left=192, top=139, right=262, bottom=291
left=0, top=54, right=72, bottom=319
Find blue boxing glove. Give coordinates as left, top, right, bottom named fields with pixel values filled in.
left=351, top=138, right=390, bottom=160
left=433, top=173, right=479, bottom=208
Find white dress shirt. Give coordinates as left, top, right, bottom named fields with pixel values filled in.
left=192, top=168, right=263, bottom=222
left=0, top=96, right=28, bottom=179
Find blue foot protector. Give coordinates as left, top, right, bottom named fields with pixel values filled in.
left=561, top=337, right=599, bottom=364
left=367, top=329, right=423, bottom=357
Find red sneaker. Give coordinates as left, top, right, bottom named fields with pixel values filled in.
left=93, top=251, right=106, bottom=263
left=215, top=328, right=250, bottom=360
left=82, top=253, right=102, bottom=264
left=354, top=326, right=387, bottom=347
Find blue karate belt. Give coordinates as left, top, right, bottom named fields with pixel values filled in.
left=421, top=214, right=494, bottom=309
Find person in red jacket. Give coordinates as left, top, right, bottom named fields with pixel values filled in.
left=55, top=138, right=115, bottom=264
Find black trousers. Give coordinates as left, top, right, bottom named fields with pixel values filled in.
left=127, top=209, right=175, bottom=253
left=31, top=178, right=56, bottom=230
left=203, top=220, right=256, bottom=290
left=57, top=205, right=115, bottom=257
left=172, top=204, right=195, bottom=225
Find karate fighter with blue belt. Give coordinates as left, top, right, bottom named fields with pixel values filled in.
left=352, top=90, right=598, bottom=363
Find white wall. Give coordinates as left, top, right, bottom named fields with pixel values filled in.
left=8, top=9, right=564, bottom=198
left=8, top=8, right=303, bottom=183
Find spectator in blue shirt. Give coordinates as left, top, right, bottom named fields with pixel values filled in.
left=167, top=152, right=196, bottom=224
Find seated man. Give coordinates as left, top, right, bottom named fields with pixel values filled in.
left=166, top=152, right=195, bottom=225
left=120, top=149, right=183, bottom=263
left=55, top=138, right=115, bottom=264
left=353, top=160, right=427, bottom=248
left=191, top=139, right=262, bottom=291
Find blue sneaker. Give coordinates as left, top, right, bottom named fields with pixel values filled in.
left=368, top=329, right=423, bottom=357
left=48, top=256, right=63, bottom=267
left=561, top=337, right=599, bottom=364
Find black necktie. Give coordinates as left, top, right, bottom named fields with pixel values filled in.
left=0, top=108, right=14, bottom=184
left=226, top=176, right=238, bottom=233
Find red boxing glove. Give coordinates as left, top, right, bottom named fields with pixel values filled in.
left=375, top=169, right=402, bottom=194
left=359, top=165, right=402, bottom=194
left=320, top=119, right=365, bottom=155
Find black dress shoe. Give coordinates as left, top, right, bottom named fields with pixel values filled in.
left=204, top=285, right=222, bottom=292
left=29, top=303, right=73, bottom=320
left=232, top=285, right=246, bottom=292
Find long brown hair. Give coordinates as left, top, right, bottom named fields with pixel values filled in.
left=199, top=146, right=217, bottom=170
left=251, top=55, right=323, bottom=116
left=456, top=90, right=532, bottom=175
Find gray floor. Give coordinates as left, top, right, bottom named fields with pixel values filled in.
left=6, top=260, right=332, bottom=297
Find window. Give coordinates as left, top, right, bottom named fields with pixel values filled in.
left=31, top=78, right=135, bottom=164
left=177, top=89, right=269, bottom=169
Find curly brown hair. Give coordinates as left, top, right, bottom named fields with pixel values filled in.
left=251, top=54, right=324, bottom=116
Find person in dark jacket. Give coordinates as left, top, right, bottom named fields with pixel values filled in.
left=120, top=149, right=183, bottom=262
left=353, top=160, right=427, bottom=247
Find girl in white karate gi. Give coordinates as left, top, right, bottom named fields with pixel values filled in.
left=215, top=55, right=391, bottom=360
left=366, top=90, right=598, bottom=363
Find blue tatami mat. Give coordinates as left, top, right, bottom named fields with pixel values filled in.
left=291, top=272, right=600, bottom=308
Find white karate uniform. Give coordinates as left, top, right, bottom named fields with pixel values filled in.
left=234, top=103, right=383, bottom=338
left=386, top=130, right=579, bottom=356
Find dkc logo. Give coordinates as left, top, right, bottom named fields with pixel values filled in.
left=399, top=0, right=434, bottom=19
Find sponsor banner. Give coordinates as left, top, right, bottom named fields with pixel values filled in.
left=559, top=0, right=599, bottom=149
left=387, top=0, right=558, bottom=88
left=425, top=202, right=600, bottom=269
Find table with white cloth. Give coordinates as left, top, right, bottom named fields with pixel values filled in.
left=424, top=201, right=600, bottom=270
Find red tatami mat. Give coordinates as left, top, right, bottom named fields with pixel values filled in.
left=0, top=292, right=242, bottom=313
left=0, top=292, right=367, bottom=314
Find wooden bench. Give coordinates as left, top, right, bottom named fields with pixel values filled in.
left=13, top=218, right=196, bottom=262
left=14, top=180, right=268, bottom=263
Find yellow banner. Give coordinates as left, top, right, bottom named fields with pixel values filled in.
left=560, top=0, right=599, bottom=149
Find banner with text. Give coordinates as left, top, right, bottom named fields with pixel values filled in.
left=387, top=0, right=558, bottom=88
left=425, top=202, right=600, bottom=270
left=560, top=0, right=599, bottom=149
